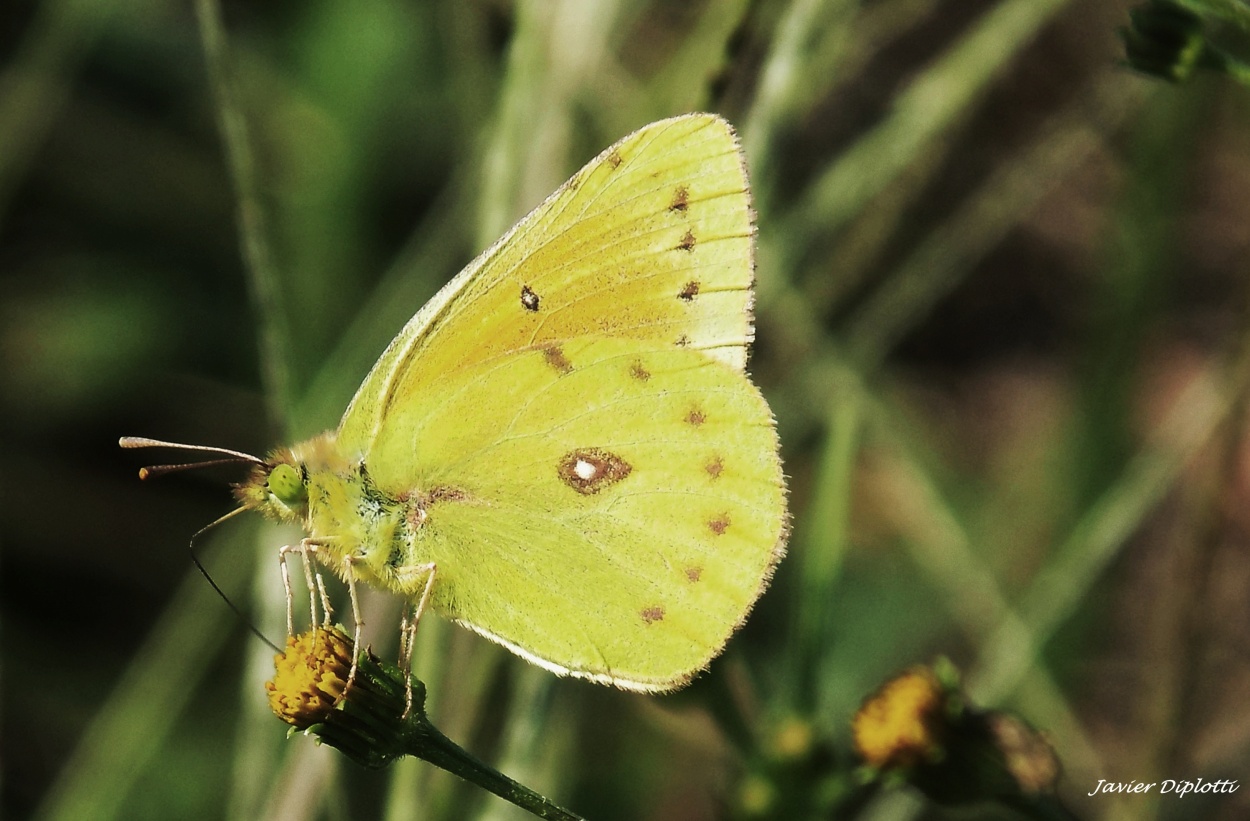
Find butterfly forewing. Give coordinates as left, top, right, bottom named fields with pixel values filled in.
left=338, top=113, right=754, bottom=455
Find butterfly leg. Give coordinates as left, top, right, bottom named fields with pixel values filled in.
left=338, top=555, right=366, bottom=693
left=279, top=546, right=296, bottom=636
left=398, top=563, right=437, bottom=666
left=278, top=541, right=326, bottom=634
left=395, top=562, right=437, bottom=717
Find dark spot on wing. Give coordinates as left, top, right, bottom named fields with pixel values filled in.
left=629, top=359, right=651, bottom=381
left=670, top=185, right=689, bottom=212
left=678, top=280, right=700, bottom=302
left=707, top=514, right=730, bottom=536
left=705, top=456, right=724, bottom=479
left=640, top=606, right=665, bottom=624
left=607, top=150, right=623, bottom=169
left=541, top=344, right=574, bottom=374
left=686, top=407, right=706, bottom=426
left=558, top=448, right=632, bottom=495
left=677, top=229, right=697, bottom=252
left=521, top=285, right=540, bottom=312
left=684, top=566, right=702, bottom=583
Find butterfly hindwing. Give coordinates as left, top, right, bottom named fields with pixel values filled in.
left=364, top=337, right=785, bottom=689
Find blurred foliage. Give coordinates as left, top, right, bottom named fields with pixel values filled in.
left=3, top=0, right=1250, bottom=819
left=1119, top=0, right=1250, bottom=84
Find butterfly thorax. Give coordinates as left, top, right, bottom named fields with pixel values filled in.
left=233, top=432, right=431, bottom=594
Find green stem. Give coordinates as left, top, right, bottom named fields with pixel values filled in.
left=1175, top=0, right=1250, bottom=33
left=1204, top=44, right=1250, bottom=85
left=311, top=644, right=583, bottom=820
left=401, top=714, right=583, bottom=821
left=193, top=0, right=294, bottom=431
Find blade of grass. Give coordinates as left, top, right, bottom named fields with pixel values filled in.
left=776, top=0, right=1078, bottom=276
left=193, top=2, right=324, bottom=816
left=774, top=0, right=944, bottom=142
left=226, top=522, right=304, bottom=821
left=479, top=0, right=623, bottom=248
left=844, top=71, right=1152, bottom=368
left=33, top=529, right=259, bottom=821
left=475, top=667, right=569, bottom=821
left=194, top=0, right=293, bottom=429
left=790, top=385, right=861, bottom=714
left=0, top=0, right=118, bottom=227
left=293, top=177, right=475, bottom=435
left=1175, top=0, right=1250, bottom=32
left=255, top=741, right=338, bottom=820
left=969, top=369, right=1227, bottom=704
left=744, top=0, right=859, bottom=190
left=645, top=0, right=753, bottom=113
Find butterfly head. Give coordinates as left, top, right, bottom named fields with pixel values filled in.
left=234, top=451, right=309, bottom=522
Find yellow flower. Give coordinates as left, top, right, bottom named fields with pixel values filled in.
left=852, top=666, right=945, bottom=769
left=266, top=626, right=354, bottom=728
left=260, top=627, right=582, bottom=817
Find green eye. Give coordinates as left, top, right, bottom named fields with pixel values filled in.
left=267, top=463, right=306, bottom=505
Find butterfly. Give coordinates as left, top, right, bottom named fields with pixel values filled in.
left=125, top=113, right=787, bottom=693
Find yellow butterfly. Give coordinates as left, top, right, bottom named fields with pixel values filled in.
left=126, top=113, right=787, bottom=692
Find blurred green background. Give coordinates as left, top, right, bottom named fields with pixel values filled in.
left=3, top=0, right=1249, bottom=819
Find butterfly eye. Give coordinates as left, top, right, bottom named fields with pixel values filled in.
left=267, top=463, right=306, bottom=506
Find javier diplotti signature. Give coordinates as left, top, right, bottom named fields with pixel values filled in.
left=1089, top=778, right=1239, bottom=798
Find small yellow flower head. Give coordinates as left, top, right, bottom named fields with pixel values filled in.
left=736, top=773, right=776, bottom=817
left=988, top=713, right=1060, bottom=796
left=852, top=666, right=945, bottom=769
left=852, top=661, right=1064, bottom=808
left=260, top=628, right=581, bottom=817
left=266, top=626, right=355, bottom=728
left=770, top=716, right=815, bottom=761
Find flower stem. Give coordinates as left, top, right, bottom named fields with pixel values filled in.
left=268, top=628, right=583, bottom=820
left=400, top=714, right=583, bottom=821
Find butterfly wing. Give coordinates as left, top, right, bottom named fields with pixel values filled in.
left=364, top=337, right=786, bottom=690
left=337, top=113, right=755, bottom=456
left=333, top=113, right=785, bottom=688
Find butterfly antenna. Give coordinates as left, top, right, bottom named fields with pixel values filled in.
left=119, top=436, right=266, bottom=479
left=189, top=507, right=283, bottom=654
